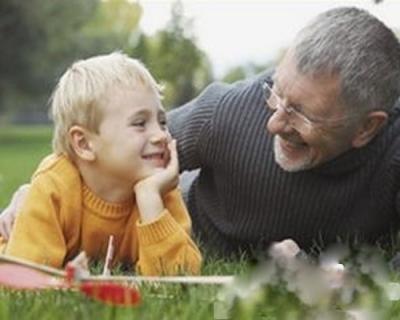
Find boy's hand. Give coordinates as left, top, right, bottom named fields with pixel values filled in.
left=134, top=139, right=179, bottom=195
left=134, top=140, right=179, bottom=223
left=0, top=184, right=30, bottom=240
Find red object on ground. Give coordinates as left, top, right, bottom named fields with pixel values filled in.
left=80, top=281, right=141, bottom=306
left=0, top=262, right=141, bottom=306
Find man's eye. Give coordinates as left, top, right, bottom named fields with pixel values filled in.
left=291, top=106, right=314, bottom=123
left=290, top=104, right=305, bottom=115
left=159, top=119, right=167, bottom=127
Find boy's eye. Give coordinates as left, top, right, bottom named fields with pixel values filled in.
left=159, top=119, right=167, bottom=128
left=130, top=120, right=146, bottom=127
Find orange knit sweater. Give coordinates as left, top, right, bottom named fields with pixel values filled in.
left=5, top=155, right=202, bottom=275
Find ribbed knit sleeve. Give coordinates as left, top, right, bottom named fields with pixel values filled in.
left=5, top=155, right=82, bottom=267
left=393, top=137, right=400, bottom=216
left=6, top=175, right=67, bottom=267
left=168, top=82, right=229, bottom=171
left=135, top=189, right=202, bottom=275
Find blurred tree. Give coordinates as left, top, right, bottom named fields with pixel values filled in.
left=0, top=0, right=143, bottom=121
left=222, top=66, right=248, bottom=84
left=0, top=0, right=99, bottom=117
left=129, top=1, right=213, bottom=108
left=221, top=60, right=278, bottom=84
left=80, top=0, right=142, bottom=55
left=1, top=0, right=211, bottom=120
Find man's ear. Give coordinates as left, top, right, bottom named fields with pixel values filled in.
left=352, top=111, right=388, bottom=148
left=68, top=125, right=96, bottom=161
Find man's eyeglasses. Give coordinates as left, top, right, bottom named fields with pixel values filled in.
left=262, top=81, right=359, bottom=135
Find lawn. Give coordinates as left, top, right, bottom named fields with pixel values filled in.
left=1, top=126, right=400, bottom=319
left=0, top=126, right=53, bottom=208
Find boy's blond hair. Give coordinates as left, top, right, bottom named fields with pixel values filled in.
left=50, top=52, right=161, bottom=157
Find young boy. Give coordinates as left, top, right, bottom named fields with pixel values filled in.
left=2, top=52, right=202, bottom=276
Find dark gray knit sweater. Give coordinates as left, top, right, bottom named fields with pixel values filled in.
left=168, top=72, right=400, bottom=256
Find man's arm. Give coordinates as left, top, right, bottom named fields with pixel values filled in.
left=0, top=184, right=30, bottom=240
left=167, top=82, right=227, bottom=172
left=5, top=177, right=67, bottom=267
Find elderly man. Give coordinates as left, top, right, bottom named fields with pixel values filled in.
left=2, top=7, right=400, bottom=256
left=167, top=6, right=400, bottom=255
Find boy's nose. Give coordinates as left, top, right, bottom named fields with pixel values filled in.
left=150, top=127, right=168, bottom=144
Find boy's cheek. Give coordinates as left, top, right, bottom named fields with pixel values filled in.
left=163, top=149, right=171, bottom=168
left=166, top=130, right=172, bottom=142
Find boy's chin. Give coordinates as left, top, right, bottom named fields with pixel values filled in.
left=143, top=158, right=166, bottom=168
left=139, top=166, right=165, bottom=179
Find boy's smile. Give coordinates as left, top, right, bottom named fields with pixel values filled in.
left=142, top=150, right=167, bottom=168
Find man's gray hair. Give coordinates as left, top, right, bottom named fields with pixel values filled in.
left=292, top=7, right=400, bottom=114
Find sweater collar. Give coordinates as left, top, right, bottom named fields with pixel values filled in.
left=82, top=184, right=134, bottom=218
left=308, top=137, right=377, bottom=176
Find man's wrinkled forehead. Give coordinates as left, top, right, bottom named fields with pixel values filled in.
left=273, top=52, right=303, bottom=91
left=275, top=51, right=339, bottom=88
left=272, top=52, right=344, bottom=118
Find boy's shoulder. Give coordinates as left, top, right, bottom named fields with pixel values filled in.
left=31, top=154, right=81, bottom=191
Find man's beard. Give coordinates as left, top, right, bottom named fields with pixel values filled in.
left=273, top=136, right=313, bottom=172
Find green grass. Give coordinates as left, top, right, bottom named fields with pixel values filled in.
left=0, top=126, right=52, bottom=208
left=0, top=283, right=220, bottom=320
left=0, top=255, right=252, bottom=320
left=2, top=126, right=400, bottom=319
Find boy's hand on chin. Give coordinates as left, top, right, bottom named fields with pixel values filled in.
left=134, top=140, right=179, bottom=196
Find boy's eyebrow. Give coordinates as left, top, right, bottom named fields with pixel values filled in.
left=126, top=110, right=147, bottom=124
left=127, top=107, right=166, bottom=121
left=128, top=108, right=150, bottom=120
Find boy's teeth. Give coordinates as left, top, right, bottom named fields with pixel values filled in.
left=145, top=154, right=162, bottom=159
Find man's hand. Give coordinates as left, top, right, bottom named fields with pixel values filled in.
left=134, top=140, right=179, bottom=223
left=0, top=184, right=30, bottom=240
left=269, top=238, right=301, bottom=268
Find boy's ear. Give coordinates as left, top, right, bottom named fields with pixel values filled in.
left=352, top=111, right=388, bottom=148
left=68, top=125, right=96, bottom=161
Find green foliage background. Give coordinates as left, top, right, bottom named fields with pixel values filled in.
left=0, top=0, right=213, bottom=122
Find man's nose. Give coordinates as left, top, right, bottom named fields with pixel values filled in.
left=266, top=108, right=292, bottom=135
